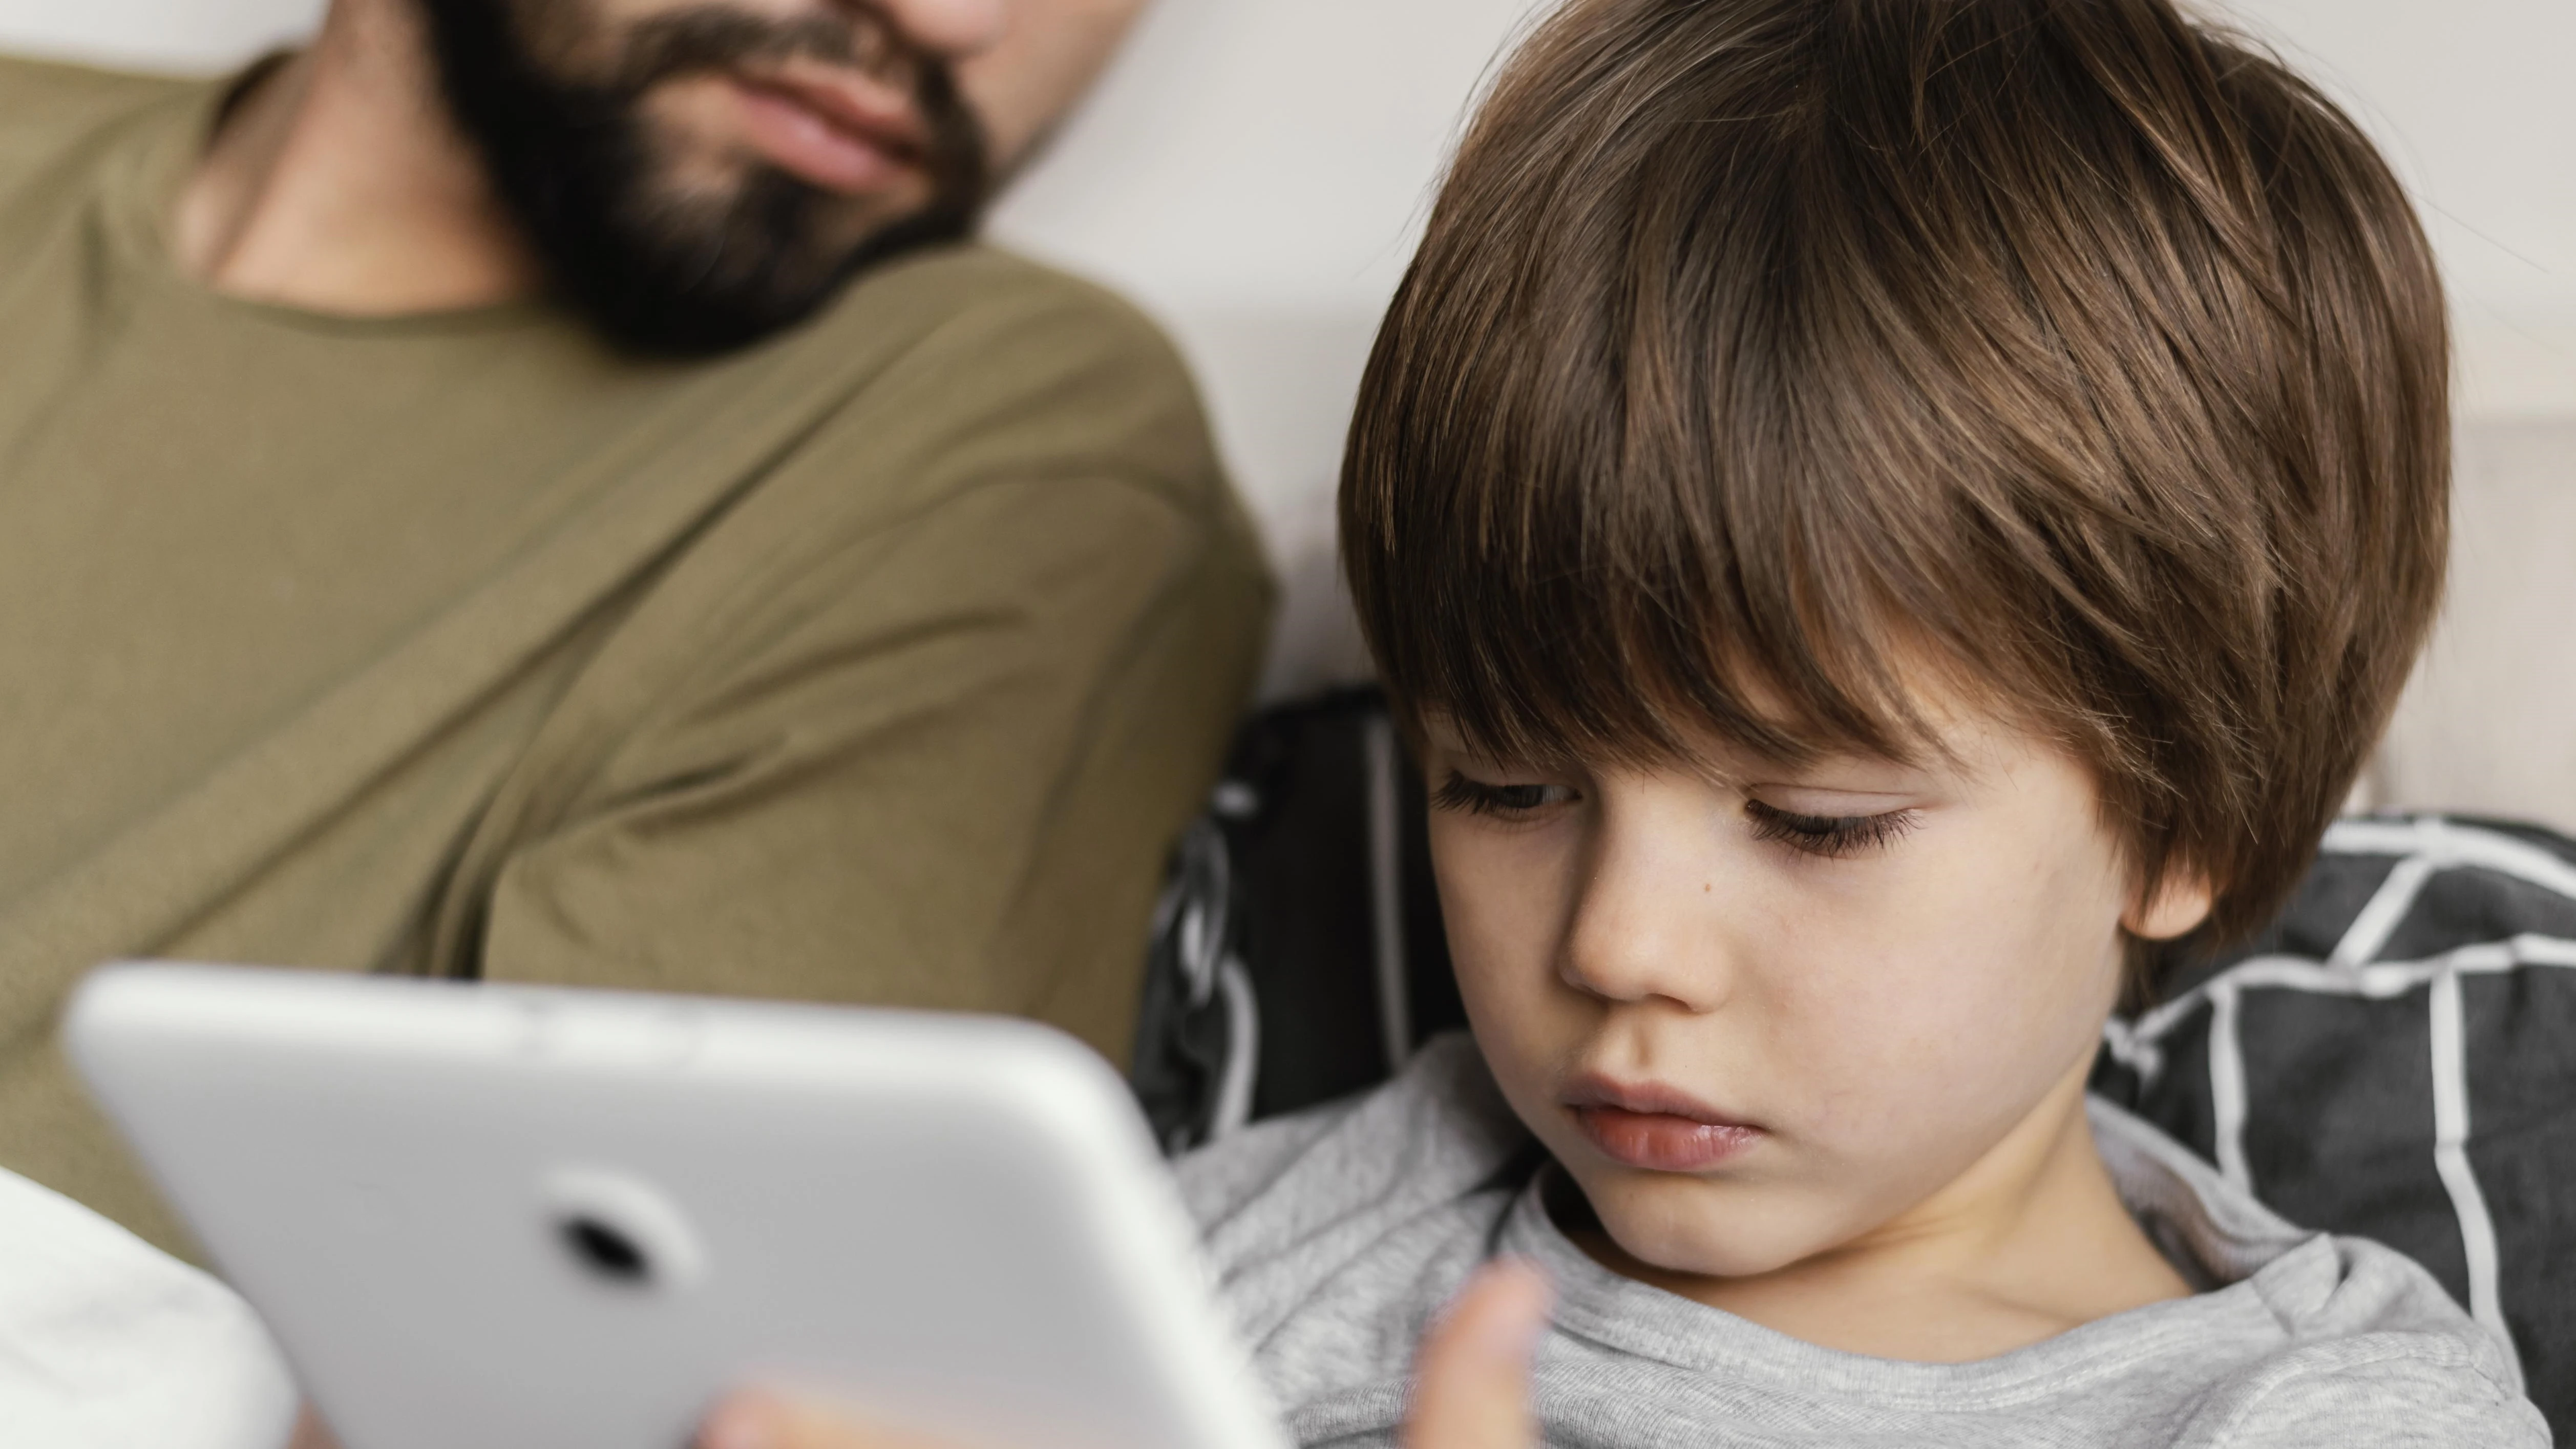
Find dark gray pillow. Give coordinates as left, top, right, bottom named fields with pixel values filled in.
left=1132, top=690, right=1459, bottom=1154
left=2091, top=813, right=2576, bottom=1437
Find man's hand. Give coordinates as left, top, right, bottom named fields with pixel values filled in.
left=695, top=1259, right=1554, bottom=1449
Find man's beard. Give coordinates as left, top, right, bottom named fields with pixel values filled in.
left=415, top=1, right=990, bottom=356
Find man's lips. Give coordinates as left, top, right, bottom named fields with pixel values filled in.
left=725, top=65, right=927, bottom=195
left=1564, top=1075, right=1765, bottom=1172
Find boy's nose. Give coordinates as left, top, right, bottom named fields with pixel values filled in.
left=869, top=0, right=1009, bottom=58
left=1558, top=810, right=1735, bottom=1013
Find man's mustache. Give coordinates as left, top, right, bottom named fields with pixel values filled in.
left=606, top=6, right=911, bottom=96
left=585, top=2, right=990, bottom=209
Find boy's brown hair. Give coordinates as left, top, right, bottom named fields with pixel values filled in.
left=1342, top=0, right=2450, bottom=995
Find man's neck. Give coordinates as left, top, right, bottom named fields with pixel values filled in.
left=173, top=0, right=542, bottom=315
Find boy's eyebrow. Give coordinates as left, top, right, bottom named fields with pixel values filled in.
left=1691, top=738, right=1942, bottom=791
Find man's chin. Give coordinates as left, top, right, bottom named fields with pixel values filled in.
left=548, top=197, right=974, bottom=357
left=552, top=254, right=859, bottom=358
left=505, top=123, right=979, bottom=354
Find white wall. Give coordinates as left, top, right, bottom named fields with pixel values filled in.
left=0, top=0, right=319, bottom=71
left=987, top=0, right=1549, bottom=694
left=2375, top=418, right=2576, bottom=831
left=2218, top=0, right=2576, bottom=418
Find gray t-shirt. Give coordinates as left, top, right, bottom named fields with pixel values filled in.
left=1179, top=1035, right=2544, bottom=1447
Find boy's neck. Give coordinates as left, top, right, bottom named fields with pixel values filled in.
left=1568, top=1054, right=2191, bottom=1362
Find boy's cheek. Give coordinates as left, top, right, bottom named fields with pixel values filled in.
left=1449, top=935, right=1592, bottom=1111
left=1430, top=827, right=1591, bottom=1037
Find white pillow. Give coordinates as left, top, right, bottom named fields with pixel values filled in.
left=0, top=1168, right=296, bottom=1449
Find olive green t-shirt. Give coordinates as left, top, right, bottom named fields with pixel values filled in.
left=0, top=57, right=1272, bottom=1253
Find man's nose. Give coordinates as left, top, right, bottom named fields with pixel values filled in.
left=869, top=0, right=1010, bottom=58
left=1558, top=803, right=1735, bottom=1014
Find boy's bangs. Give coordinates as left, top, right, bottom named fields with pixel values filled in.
left=1355, top=359, right=1977, bottom=778
left=1396, top=576, right=1941, bottom=782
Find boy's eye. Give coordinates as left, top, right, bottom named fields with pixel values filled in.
left=1431, top=771, right=1578, bottom=818
left=1744, top=800, right=1920, bottom=858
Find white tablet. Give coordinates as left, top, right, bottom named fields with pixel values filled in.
left=65, top=961, right=1286, bottom=1449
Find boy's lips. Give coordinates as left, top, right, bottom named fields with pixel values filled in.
left=1564, top=1075, right=1765, bottom=1172
left=724, top=65, right=928, bottom=195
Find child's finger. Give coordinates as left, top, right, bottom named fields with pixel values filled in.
left=1404, top=1258, right=1554, bottom=1449
left=696, top=1391, right=957, bottom=1449
left=286, top=1405, right=342, bottom=1449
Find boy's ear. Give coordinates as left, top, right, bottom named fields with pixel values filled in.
left=2123, top=865, right=2216, bottom=941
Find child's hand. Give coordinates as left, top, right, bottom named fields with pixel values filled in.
left=1406, top=1259, right=1553, bottom=1449
left=693, top=1258, right=1555, bottom=1449
left=287, top=1405, right=341, bottom=1449
left=696, top=1393, right=954, bottom=1449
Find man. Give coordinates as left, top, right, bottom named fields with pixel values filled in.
left=0, top=0, right=1271, bottom=1255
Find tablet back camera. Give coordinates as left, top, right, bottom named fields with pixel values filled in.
left=541, top=1166, right=709, bottom=1294
left=559, top=1214, right=653, bottom=1285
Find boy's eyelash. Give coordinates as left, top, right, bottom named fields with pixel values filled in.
left=1744, top=800, right=1920, bottom=858
left=1430, top=776, right=1914, bottom=854
left=1431, top=771, right=1572, bottom=817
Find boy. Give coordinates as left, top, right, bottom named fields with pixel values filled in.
left=702, top=0, right=2543, bottom=1444
left=1178, top=0, right=2540, bottom=1441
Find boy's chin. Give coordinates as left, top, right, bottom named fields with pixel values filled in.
left=1574, top=1167, right=1849, bottom=1283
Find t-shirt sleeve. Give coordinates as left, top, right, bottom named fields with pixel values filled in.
left=1176, top=1097, right=1366, bottom=1231
left=2210, top=1340, right=2548, bottom=1447
left=459, top=271, right=1272, bottom=1062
